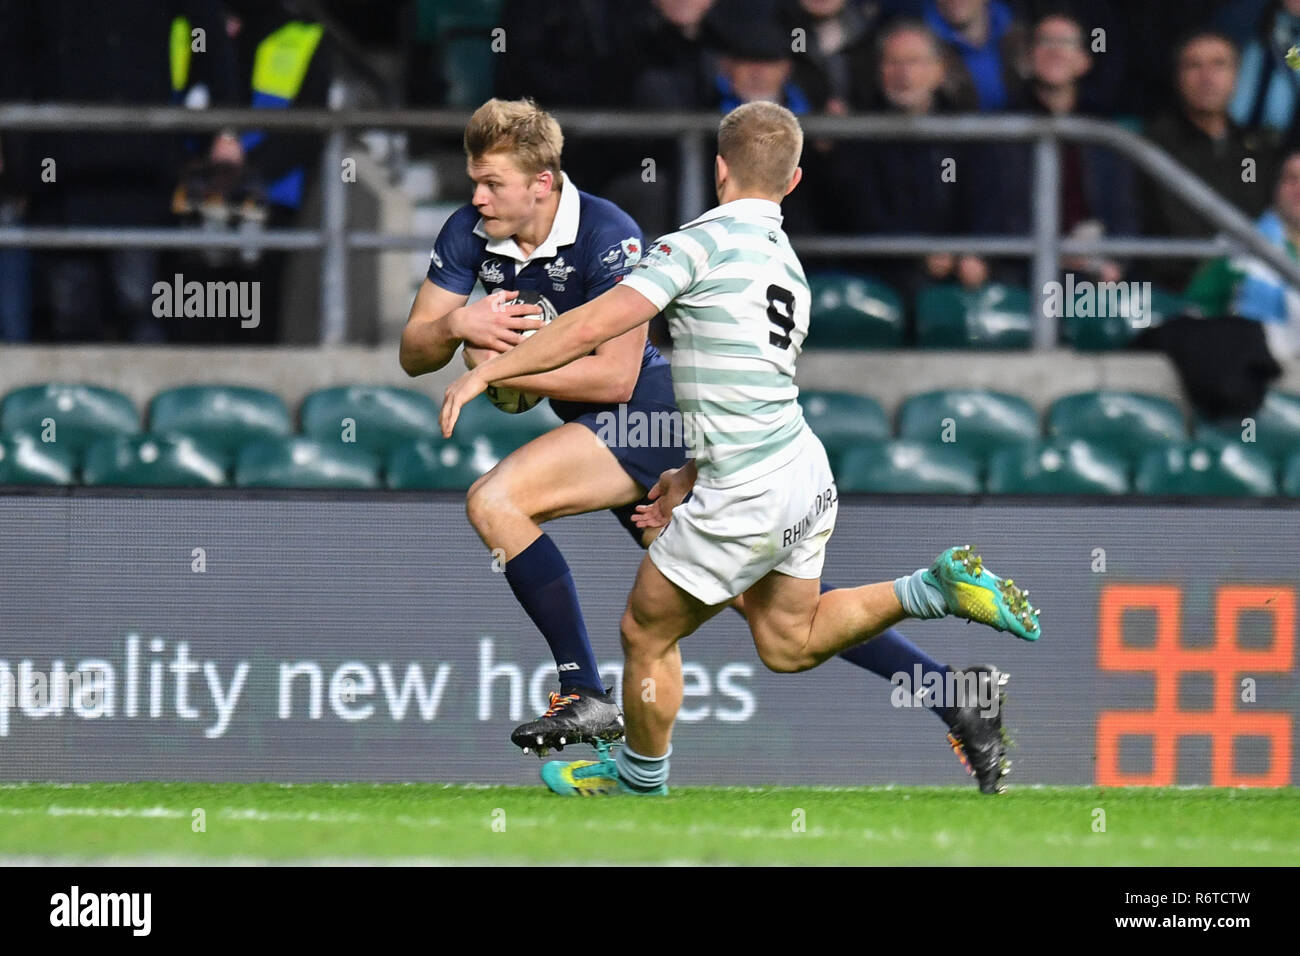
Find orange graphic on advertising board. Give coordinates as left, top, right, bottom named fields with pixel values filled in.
left=1096, top=584, right=1294, bottom=786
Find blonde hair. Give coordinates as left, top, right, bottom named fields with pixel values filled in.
left=464, top=98, right=564, bottom=178
left=717, top=101, right=804, bottom=196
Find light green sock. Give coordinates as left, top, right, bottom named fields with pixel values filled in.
left=893, top=568, right=948, bottom=620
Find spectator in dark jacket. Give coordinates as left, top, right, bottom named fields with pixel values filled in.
left=1144, top=30, right=1280, bottom=290
left=781, top=0, right=885, bottom=113
left=1001, top=13, right=1139, bottom=284
left=6, top=0, right=237, bottom=342
left=829, top=19, right=997, bottom=306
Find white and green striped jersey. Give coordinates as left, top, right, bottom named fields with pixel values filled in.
left=620, top=198, right=812, bottom=488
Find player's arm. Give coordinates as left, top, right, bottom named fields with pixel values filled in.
left=461, top=320, right=646, bottom=404
left=441, top=284, right=658, bottom=436
left=399, top=280, right=543, bottom=376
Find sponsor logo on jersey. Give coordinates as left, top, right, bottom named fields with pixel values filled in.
left=479, top=258, right=505, bottom=284
left=430, top=249, right=444, bottom=269
left=620, top=237, right=641, bottom=265
left=600, top=245, right=622, bottom=266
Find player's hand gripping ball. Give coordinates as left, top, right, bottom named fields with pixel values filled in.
left=462, top=289, right=556, bottom=413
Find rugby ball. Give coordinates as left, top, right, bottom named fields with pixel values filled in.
left=462, top=289, right=557, bottom=414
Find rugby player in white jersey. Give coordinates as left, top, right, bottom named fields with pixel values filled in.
left=439, top=101, right=1042, bottom=795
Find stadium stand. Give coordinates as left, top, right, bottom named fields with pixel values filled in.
left=0, top=384, right=140, bottom=453
left=234, top=436, right=382, bottom=489
left=148, top=385, right=292, bottom=456
left=1046, top=391, right=1187, bottom=461
left=914, top=284, right=1034, bottom=350
left=897, top=389, right=1039, bottom=459
left=837, top=440, right=982, bottom=493
left=1134, top=441, right=1279, bottom=497
left=985, top=440, right=1130, bottom=495
left=804, top=273, right=906, bottom=349
left=82, top=434, right=228, bottom=487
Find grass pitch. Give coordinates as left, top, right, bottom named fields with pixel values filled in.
left=0, top=783, right=1296, bottom=865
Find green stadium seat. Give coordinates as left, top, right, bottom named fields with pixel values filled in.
left=1062, top=285, right=1185, bottom=351
left=804, top=273, right=904, bottom=348
left=149, top=385, right=291, bottom=457
left=82, top=434, right=227, bottom=487
left=986, top=440, right=1130, bottom=494
left=836, top=440, right=981, bottom=493
left=385, top=438, right=495, bottom=490
left=0, top=432, right=77, bottom=485
left=299, top=386, right=442, bottom=456
left=1134, top=442, right=1277, bottom=496
left=1194, top=391, right=1300, bottom=462
left=1046, top=391, right=1185, bottom=460
left=234, top=437, right=381, bottom=489
left=915, top=283, right=1033, bottom=349
left=454, top=396, right=564, bottom=456
left=1, top=384, right=138, bottom=454
left=897, top=389, right=1039, bottom=459
left=800, top=390, right=890, bottom=467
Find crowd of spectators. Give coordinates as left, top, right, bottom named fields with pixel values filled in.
left=489, top=0, right=1300, bottom=353
left=6, top=0, right=1300, bottom=354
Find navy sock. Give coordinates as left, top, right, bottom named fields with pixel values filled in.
left=825, top=582, right=957, bottom=726
left=504, top=534, right=604, bottom=695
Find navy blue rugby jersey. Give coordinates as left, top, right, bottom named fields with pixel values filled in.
left=426, top=173, right=669, bottom=422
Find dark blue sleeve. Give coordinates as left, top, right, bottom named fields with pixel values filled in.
left=426, top=205, right=481, bottom=295
left=584, top=205, right=645, bottom=300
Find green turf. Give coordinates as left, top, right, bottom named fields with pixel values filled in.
left=0, top=783, right=1295, bottom=865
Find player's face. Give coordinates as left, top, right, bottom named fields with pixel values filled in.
left=880, top=32, right=944, bottom=113
left=1177, top=39, right=1238, bottom=115
left=1275, top=156, right=1300, bottom=227
left=467, top=152, right=547, bottom=240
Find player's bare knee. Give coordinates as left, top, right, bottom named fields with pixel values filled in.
left=753, top=634, right=817, bottom=674
left=465, top=471, right=516, bottom=531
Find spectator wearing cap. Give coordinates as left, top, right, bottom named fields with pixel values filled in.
left=780, top=0, right=883, bottom=114
left=1143, top=30, right=1279, bottom=290
left=924, top=0, right=1027, bottom=112
left=713, top=17, right=822, bottom=115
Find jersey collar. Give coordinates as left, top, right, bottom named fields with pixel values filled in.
left=679, top=197, right=783, bottom=229
left=474, top=171, right=580, bottom=264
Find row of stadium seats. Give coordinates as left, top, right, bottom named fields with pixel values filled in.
left=3, top=383, right=1300, bottom=495
left=805, top=274, right=1186, bottom=350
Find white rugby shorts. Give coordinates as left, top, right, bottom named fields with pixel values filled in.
left=648, top=428, right=838, bottom=606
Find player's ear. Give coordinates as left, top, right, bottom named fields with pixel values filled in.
left=715, top=154, right=728, bottom=189
left=784, top=166, right=803, bottom=197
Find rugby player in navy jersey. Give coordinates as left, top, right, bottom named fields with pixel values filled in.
left=401, top=99, right=1012, bottom=792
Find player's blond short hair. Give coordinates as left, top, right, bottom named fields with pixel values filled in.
left=464, top=98, right=564, bottom=178
left=717, top=101, right=804, bottom=196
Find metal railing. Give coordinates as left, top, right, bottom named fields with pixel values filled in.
left=1, top=104, right=1296, bottom=348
